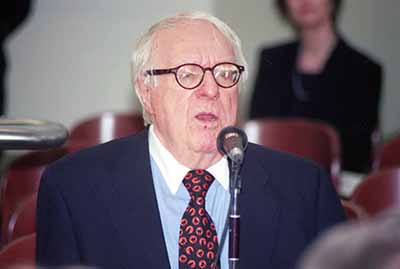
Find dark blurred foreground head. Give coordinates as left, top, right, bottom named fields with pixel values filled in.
left=298, top=208, right=400, bottom=269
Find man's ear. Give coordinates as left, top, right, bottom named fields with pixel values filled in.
left=135, top=75, right=154, bottom=114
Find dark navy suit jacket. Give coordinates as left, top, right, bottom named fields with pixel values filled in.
left=36, top=129, right=345, bottom=269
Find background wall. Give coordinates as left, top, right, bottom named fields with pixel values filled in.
left=6, top=0, right=213, bottom=127
left=6, top=0, right=400, bottom=137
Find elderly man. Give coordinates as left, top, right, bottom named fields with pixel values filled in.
left=36, top=12, right=345, bottom=269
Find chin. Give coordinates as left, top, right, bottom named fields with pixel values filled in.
left=188, top=126, right=220, bottom=150
left=299, top=16, right=326, bottom=28
left=192, top=140, right=218, bottom=154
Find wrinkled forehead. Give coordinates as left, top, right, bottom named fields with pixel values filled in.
left=150, top=20, right=235, bottom=67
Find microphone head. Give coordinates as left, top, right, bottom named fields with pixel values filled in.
left=217, top=126, right=248, bottom=164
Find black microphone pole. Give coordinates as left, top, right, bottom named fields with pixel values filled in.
left=229, top=157, right=241, bottom=269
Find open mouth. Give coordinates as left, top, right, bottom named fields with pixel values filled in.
left=195, top=113, right=218, bottom=122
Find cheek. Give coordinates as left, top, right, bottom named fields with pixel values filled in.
left=151, top=77, right=188, bottom=113
left=221, top=92, right=238, bottom=123
left=157, top=88, right=192, bottom=125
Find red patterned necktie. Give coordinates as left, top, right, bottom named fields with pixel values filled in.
left=179, top=169, right=220, bottom=269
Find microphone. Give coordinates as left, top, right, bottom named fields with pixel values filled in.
left=217, top=126, right=248, bottom=164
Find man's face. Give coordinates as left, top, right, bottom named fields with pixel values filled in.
left=139, top=20, right=239, bottom=162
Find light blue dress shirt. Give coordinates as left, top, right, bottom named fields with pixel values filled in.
left=148, top=126, right=230, bottom=269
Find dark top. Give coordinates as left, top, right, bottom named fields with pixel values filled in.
left=249, top=37, right=383, bottom=172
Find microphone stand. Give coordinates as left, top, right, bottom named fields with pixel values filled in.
left=215, top=125, right=248, bottom=269
left=229, top=159, right=242, bottom=269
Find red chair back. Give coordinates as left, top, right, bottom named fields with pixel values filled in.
left=68, top=111, right=145, bottom=149
left=0, top=148, right=67, bottom=245
left=7, top=194, right=37, bottom=243
left=243, top=118, right=341, bottom=188
left=341, top=200, right=368, bottom=220
left=374, top=134, right=400, bottom=171
left=352, top=168, right=400, bottom=216
left=0, top=234, right=36, bottom=268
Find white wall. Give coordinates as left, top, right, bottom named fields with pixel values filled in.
left=6, top=0, right=400, bottom=137
left=341, top=0, right=400, bottom=137
left=6, top=0, right=213, bottom=128
left=215, top=0, right=400, bottom=137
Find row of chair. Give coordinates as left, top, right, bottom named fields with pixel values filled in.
left=0, top=111, right=399, bottom=267
left=68, top=112, right=400, bottom=189
left=246, top=118, right=400, bottom=180
left=60, top=111, right=400, bottom=184
left=1, top=113, right=400, bottom=239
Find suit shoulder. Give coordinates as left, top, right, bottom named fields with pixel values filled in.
left=256, top=41, right=298, bottom=73
left=246, top=143, right=322, bottom=175
left=42, top=130, right=148, bottom=185
left=259, top=40, right=298, bottom=59
left=244, top=143, right=336, bottom=206
left=339, top=39, right=382, bottom=72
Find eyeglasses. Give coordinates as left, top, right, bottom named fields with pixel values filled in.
left=145, top=62, right=245, bottom=90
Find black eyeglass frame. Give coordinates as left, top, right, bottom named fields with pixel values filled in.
left=145, top=62, right=245, bottom=90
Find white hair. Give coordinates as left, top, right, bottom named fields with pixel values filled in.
left=131, top=11, right=248, bottom=125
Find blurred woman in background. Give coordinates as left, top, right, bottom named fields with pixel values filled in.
left=249, top=0, right=383, bottom=173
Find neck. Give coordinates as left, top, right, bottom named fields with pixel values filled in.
left=299, top=23, right=337, bottom=55
left=153, top=127, right=222, bottom=170
left=296, top=23, right=337, bottom=73
left=178, top=151, right=223, bottom=170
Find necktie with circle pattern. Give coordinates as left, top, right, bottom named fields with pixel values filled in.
left=179, top=169, right=220, bottom=269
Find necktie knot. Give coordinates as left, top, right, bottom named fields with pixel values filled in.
left=183, top=169, right=215, bottom=200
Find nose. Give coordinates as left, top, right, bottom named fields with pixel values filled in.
left=196, top=70, right=219, bottom=99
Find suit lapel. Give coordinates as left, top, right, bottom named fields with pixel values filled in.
left=96, top=130, right=170, bottom=269
left=93, top=133, right=281, bottom=268
left=239, top=146, right=282, bottom=269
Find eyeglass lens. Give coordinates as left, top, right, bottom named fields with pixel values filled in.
left=176, top=63, right=241, bottom=89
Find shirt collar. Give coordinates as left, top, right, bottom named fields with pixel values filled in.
left=148, top=125, right=229, bottom=194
